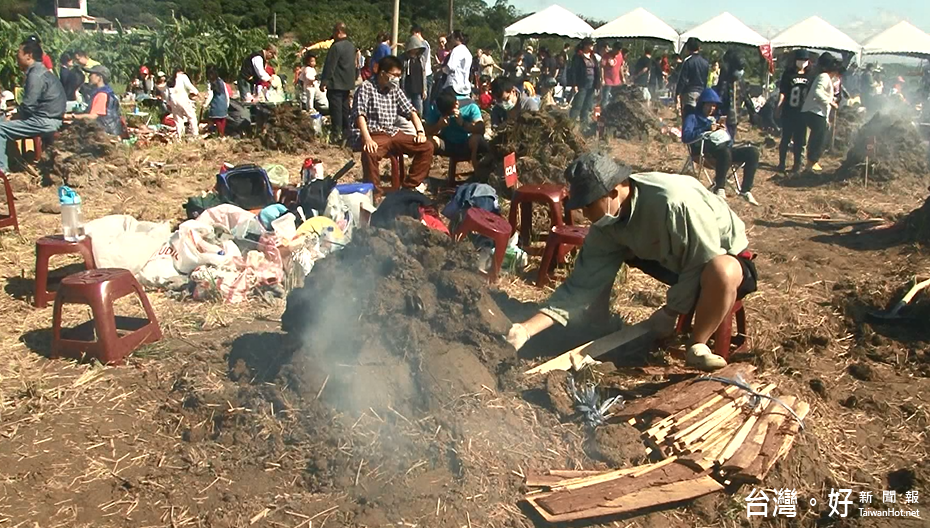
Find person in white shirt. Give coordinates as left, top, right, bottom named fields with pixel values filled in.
left=168, top=68, right=200, bottom=139
left=238, top=45, right=277, bottom=101
left=299, top=53, right=328, bottom=112
left=443, top=30, right=472, bottom=98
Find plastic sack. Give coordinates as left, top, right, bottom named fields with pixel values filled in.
left=171, top=220, right=241, bottom=274
left=265, top=164, right=290, bottom=187
left=139, top=242, right=183, bottom=288
left=84, top=215, right=171, bottom=276
left=323, top=189, right=354, bottom=240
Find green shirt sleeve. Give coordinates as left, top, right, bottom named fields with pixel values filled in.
left=541, top=226, right=630, bottom=326
left=665, top=201, right=726, bottom=314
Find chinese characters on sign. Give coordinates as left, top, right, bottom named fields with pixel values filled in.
left=744, top=488, right=921, bottom=519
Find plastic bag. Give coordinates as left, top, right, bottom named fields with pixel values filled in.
left=171, top=220, right=241, bottom=274
left=139, top=242, right=183, bottom=288
left=84, top=215, right=171, bottom=276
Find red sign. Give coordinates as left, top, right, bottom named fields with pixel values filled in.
left=759, top=43, right=774, bottom=75
left=504, top=152, right=518, bottom=188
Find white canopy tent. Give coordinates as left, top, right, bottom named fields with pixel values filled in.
left=678, top=12, right=768, bottom=50
left=591, top=7, right=679, bottom=44
left=770, top=16, right=861, bottom=53
left=863, top=21, right=930, bottom=58
left=503, top=4, right=594, bottom=39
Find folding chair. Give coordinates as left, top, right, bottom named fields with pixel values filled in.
left=680, top=137, right=744, bottom=194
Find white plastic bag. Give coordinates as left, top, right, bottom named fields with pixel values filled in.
left=171, top=220, right=241, bottom=274
left=139, top=242, right=183, bottom=288
left=84, top=215, right=171, bottom=276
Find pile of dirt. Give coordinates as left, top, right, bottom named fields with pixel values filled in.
left=479, top=110, right=586, bottom=189
left=902, top=194, right=930, bottom=243
left=281, top=218, right=516, bottom=414
left=258, top=105, right=316, bottom=153
left=830, top=109, right=866, bottom=155
left=839, top=113, right=930, bottom=184
left=601, top=86, right=660, bottom=141
left=39, top=120, right=136, bottom=188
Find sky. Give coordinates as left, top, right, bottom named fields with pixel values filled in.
left=506, top=0, right=930, bottom=41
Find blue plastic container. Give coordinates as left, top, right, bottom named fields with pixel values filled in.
left=336, top=183, right=375, bottom=195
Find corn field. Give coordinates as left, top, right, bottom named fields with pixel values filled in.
left=0, top=16, right=273, bottom=88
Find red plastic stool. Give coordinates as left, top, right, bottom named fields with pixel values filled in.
left=453, top=208, right=513, bottom=283
left=52, top=268, right=162, bottom=365
left=34, top=235, right=96, bottom=308
left=676, top=300, right=747, bottom=362
left=0, top=170, right=19, bottom=234
left=536, top=225, right=589, bottom=287
left=446, top=154, right=471, bottom=186
left=507, top=184, right=570, bottom=248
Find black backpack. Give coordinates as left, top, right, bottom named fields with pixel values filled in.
left=215, top=164, right=275, bottom=211
left=297, top=177, right=337, bottom=217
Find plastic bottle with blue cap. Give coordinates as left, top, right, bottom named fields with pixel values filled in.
left=58, top=186, right=86, bottom=241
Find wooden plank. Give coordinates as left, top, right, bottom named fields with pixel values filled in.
left=672, top=390, right=751, bottom=445
left=668, top=385, right=740, bottom=432
left=760, top=400, right=810, bottom=480
left=617, top=364, right=756, bottom=423
left=524, top=324, right=654, bottom=375
left=536, top=463, right=700, bottom=516
left=523, top=476, right=724, bottom=523
left=720, top=396, right=796, bottom=473
left=715, top=399, right=772, bottom=466
left=734, top=399, right=805, bottom=482
left=547, top=466, right=642, bottom=492
left=547, top=469, right=604, bottom=478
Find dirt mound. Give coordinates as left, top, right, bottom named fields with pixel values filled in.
left=830, top=109, right=865, bottom=155
left=281, top=218, right=515, bottom=414
left=601, top=86, right=660, bottom=141
left=839, top=113, right=930, bottom=184
left=39, top=121, right=135, bottom=188
left=258, top=105, right=316, bottom=153
left=479, top=110, right=586, bottom=189
left=902, top=195, right=930, bottom=243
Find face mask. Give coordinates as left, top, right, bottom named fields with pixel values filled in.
left=501, top=99, right=516, bottom=111
left=388, top=76, right=400, bottom=88
left=593, top=196, right=620, bottom=227
left=796, top=60, right=809, bottom=70
left=734, top=69, right=745, bottom=80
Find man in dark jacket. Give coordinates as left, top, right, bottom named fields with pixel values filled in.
left=321, top=22, right=358, bottom=142
left=238, top=44, right=276, bottom=100
left=568, top=38, right=600, bottom=125
left=0, top=39, right=65, bottom=173
left=714, top=50, right=744, bottom=139
left=58, top=52, right=82, bottom=107
left=675, top=37, right=710, bottom=123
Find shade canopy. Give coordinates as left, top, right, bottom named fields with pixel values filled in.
left=591, top=7, right=679, bottom=43
left=863, top=20, right=930, bottom=58
left=678, top=12, right=768, bottom=50
left=770, top=16, right=860, bottom=53
left=504, top=4, right=594, bottom=39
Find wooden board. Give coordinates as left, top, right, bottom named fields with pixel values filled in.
left=616, top=364, right=756, bottom=421
left=734, top=398, right=808, bottom=482
left=720, top=396, right=796, bottom=473
left=525, top=324, right=654, bottom=375
left=524, top=476, right=724, bottom=523
left=760, top=401, right=810, bottom=480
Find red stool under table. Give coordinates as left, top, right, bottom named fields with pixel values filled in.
left=446, top=154, right=472, bottom=187
left=676, top=300, right=748, bottom=362
left=52, top=268, right=162, bottom=365
left=34, top=235, right=96, bottom=308
left=453, top=208, right=513, bottom=283
left=0, top=170, right=19, bottom=234
left=536, top=225, right=589, bottom=287
left=508, top=184, right=570, bottom=248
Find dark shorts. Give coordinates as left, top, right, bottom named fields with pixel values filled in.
left=437, top=135, right=488, bottom=159
left=627, top=250, right=759, bottom=303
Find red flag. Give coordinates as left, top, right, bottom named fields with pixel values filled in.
left=759, top=43, right=775, bottom=75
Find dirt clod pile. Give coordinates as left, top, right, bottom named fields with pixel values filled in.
left=282, top=219, right=515, bottom=414
left=480, top=110, right=585, bottom=189
left=258, top=105, right=316, bottom=153
left=601, top=86, right=660, bottom=140
left=840, top=113, right=929, bottom=184
left=39, top=120, right=132, bottom=187
left=830, top=109, right=865, bottom=155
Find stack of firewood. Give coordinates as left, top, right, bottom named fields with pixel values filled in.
left=522, top=363, right=810, bottom=524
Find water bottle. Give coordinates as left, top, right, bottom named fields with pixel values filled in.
left=310, top=112, right=323, bottom=136
left=58, top=186, right=85, bottom=242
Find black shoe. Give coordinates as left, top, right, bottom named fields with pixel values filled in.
left=776, top=163, right=786, bottom=173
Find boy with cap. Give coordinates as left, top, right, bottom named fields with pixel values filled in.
left=506, top=153, right=758, bottom=371
left=68, top=64, right=123, bottom=136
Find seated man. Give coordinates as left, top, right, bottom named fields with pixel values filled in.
left=489, top=77, right=539, bottom=128
left=68, top=65, right=123, bottom=136
left=425, top=90, right=487, bottom=169
left=506, top=153, right=758, bottom=371
left=0, top=38, right=65, bottom=173
left=351, top=55, right=433, bottom=196
left=682, top=88, right=760, bottom=206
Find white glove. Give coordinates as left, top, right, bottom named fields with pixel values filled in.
left=506, top=323, right=530, bottom=351
left=643, top=307, right=678, bottom=339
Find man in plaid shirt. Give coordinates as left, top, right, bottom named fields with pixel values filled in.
left=352, top=55, right=433, bottom=196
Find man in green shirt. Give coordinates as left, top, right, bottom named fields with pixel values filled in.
left=507, top=153, right=758, bottom=370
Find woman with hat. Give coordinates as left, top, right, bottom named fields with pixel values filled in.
left=775, top=49, right=812, bottom=173
left=402, top=34, right=429, bottom=115
left=801, top=53, right=841, bottom=173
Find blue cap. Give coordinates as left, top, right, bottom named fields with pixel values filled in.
left=698, top=88, right=722, bottom=105
left=58, top=186, right=81, bottom=205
